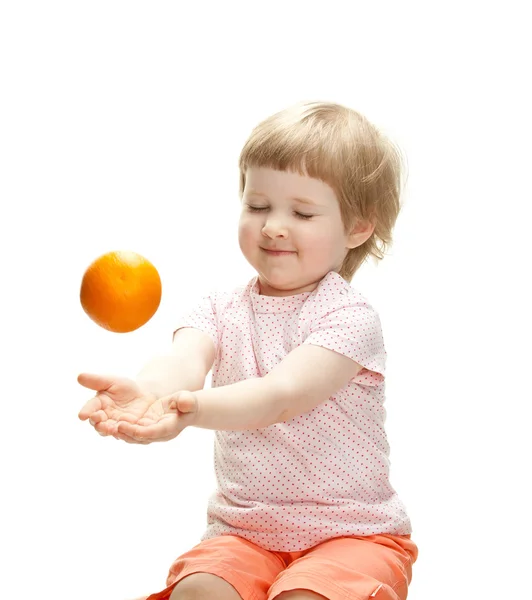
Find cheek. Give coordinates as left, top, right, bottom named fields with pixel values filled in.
left=299, top=225, right=346, bottom=257
left=299, top=225, right=334, bottom=248
left=238, top=216, right=257, bottom=249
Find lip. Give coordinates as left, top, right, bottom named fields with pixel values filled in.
left=261, top=248, right=296, bottom=256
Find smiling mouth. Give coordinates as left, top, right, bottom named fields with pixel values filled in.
left=261, top=248, right=296, bottom=256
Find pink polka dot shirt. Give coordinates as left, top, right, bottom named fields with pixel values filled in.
left=175, top=271, right=411, bottom=551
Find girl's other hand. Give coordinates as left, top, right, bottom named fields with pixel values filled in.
left=78, top=373, right=158, bottom=439
left=114, top=390, right=198, bottom=444
left=78, top=374, right=197, bottom=444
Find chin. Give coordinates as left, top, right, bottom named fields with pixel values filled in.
left=261, top=273, right=322, bottom=296
left=257, top=273, right=292, bottom=293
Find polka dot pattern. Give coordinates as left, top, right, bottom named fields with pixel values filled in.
left=174, top=271, right=411, bottom=551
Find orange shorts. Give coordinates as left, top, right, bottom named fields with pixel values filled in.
left=146, top=533, right=418, bottom=600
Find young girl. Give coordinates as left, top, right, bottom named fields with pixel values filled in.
left=78, top=101, right=418, bottom=600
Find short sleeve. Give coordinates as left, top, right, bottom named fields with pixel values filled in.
left=173, top=294, right=220, bottom=355
left=303, top=301, right=386, bottom=385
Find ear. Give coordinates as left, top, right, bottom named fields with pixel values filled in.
left=346, top=219, right=375, bottom=249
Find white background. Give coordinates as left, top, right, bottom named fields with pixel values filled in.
left=1, top=2, right=530, bottom=599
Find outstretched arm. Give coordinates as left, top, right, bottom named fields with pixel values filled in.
left=186, top=343, right=363, bottom=430
left=78, top=327, right=216, bottom=440
left=114, top=344, right=362, bottom=441
left=135, top=327, right=215, bottom=397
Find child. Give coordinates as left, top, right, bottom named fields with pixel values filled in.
left=78, top=101, right=418, bottom=600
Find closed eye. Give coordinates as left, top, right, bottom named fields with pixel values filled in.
left=246, top=205, right=314, bottom=220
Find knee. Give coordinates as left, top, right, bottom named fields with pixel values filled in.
left=275, top=592, right=328, bottom=600
left=169, top=573, right=242, bottom=600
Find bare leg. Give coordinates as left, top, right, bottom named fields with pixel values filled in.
left=274, top=591, right=329, bottom=600
left=169, top=572, right=242, bottom=599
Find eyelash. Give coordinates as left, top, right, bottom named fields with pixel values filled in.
left=247, top=205, right=314, bottom=220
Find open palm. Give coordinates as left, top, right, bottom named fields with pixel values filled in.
left=78, top=373, right=196, bottom=444
left=77, top=373, right=159, bottom=436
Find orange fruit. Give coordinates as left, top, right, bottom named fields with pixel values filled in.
left=80, top=250, right=162, bottom=333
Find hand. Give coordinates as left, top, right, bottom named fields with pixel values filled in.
left=114, top=390, right=198, bottom=444
left=78, top=373, right=198, bottom=444
left=78, top=373, right=157, bottom=440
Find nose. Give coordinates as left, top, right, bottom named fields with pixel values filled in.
left=261, top=215, right=288, bottom=239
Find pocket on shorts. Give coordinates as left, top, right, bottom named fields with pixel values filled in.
left=367, top=579, right=406, bottom=600
left=345, top=572, right=405, bottom=600
left=294, top=570, right=405, bottom=600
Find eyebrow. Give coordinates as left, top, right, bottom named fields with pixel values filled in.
left=247, top=190, right=322, bottom=207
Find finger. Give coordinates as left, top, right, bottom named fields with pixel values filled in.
left=137, top=417, right=158, bottom=426
left=178, top=391, right=197, bottom=414
left=117, top=418, right=178, bottom=442
left=78, top=396, right=103, bottom=421
left=114, top=411, right=141, bottom=425
left=113, top=430, right=151, bottom=445
left=118, top=430, right=174, bottom=444
left=88, top=409, right=108, bottom=426
left=77, top=373, right=118, bottom=392
left=93, top=420, right=117, bottom=437
left=163, top=391, right=197, bottom=414
left=123, top=421, right=176, bottom=445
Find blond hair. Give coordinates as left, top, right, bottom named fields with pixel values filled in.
left=238, top=101, right=405, bottom=281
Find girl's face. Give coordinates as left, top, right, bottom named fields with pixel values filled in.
left=238, top=167, right=372, bottom=296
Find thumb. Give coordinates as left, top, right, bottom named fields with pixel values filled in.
left=77, top=373, right=117, bottom=392
left=169, top=391, right=198, bottom=414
